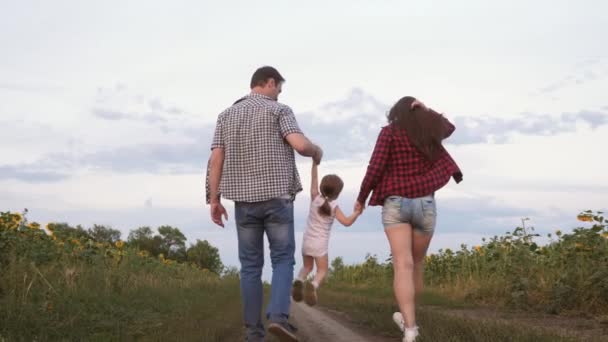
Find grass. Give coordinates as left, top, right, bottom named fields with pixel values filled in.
left=318, top=281, right=603, bottom=342
left=0, top=211, right=246, bottom=341
left=0, top=256, right=243, bottom=341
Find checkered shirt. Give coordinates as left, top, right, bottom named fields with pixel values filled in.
left=208, top=93, right=303, bottom=203
left=357, top=121, right=463, bottom=206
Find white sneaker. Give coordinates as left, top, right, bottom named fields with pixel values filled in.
left=392, top=312, right=405, bottom=331
left=403, top=326, right=419, bottom=342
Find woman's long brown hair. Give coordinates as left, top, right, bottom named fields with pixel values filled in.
left=387, top=96, right=447, bottom=162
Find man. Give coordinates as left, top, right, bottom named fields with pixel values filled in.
left=207, top=66, right=322, bottom=342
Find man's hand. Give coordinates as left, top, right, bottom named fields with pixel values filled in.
left=210, top=201, right=228, bottom=228
left=312, top=145, right=323, bottom=165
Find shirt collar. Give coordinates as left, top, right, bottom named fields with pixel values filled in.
left=246, top=92, right=276, bottom=101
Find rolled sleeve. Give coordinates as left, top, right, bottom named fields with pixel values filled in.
left=210, top=114, right=224, bottom=150
left=278, top=106, right=302, bottom=138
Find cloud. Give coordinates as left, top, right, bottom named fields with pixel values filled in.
left=0, top=122, right=214, bottom=183
left=92, top=84, right=186, bottom=125
left=536, top=60, right=605, bottom=94
left=449, top=110, right=608, bottom=144
left=92, top=108, right=168, bottom=124
left=297, top=88, right=391, bottom=159
left=567, top=110, right=608, bottom=129
left=298, top=89, right=608, bottom=152
left=80, top=140, right=209, bottom=173
left=0, top=82, right=63, bottom=93
left=0, top=165, right=69, bottom=182
left=91, top=108, right=129, bottom=120
left=3, top=87, right=608, bottom=183
left=477, top=179, right=608, bottom=195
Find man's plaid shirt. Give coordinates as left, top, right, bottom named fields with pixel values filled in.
left=357, top=118, right=463, bottom=206
left=209, top=93, right=303, bottom=203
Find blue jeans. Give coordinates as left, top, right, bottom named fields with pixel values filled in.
left=235, top=197, right=295, bottom=340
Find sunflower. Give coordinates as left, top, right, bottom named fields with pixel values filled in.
left=12, top=213, right=22, bottom=222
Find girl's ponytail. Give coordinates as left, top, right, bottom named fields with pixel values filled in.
left=317, top=174, right=344, bottom=217
left=318, top=196, right=332, bottom=217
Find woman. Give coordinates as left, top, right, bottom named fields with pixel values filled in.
left=355, top=97, right=462, bottom=342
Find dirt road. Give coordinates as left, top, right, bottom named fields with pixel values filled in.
left=289, top=301, right=396, bottom=342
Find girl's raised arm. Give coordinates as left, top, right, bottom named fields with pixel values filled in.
left=311, top=161, right=319, bottom=199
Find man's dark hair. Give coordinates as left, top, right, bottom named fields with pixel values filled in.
left=250, top=66, right=285, bottom=88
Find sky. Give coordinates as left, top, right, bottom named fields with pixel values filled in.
left=1, top=1, right=607, bottom=279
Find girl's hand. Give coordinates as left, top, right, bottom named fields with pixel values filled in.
left=312, top=145, right=323, bottom=165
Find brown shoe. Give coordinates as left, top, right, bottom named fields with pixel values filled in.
left=291, top=279, right=304, bottom=302
left=303, top=281, right=317, bottom=306
left=268, top=322, right=299, bottom=342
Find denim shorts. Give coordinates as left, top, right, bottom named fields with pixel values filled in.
left=381, top=195, right=437, bottom=234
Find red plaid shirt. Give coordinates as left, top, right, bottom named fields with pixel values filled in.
left=357, top=119, right=463, bottom=206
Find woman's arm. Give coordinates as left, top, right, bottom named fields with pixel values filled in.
left=334, top=207, right=360, bottom=227
left=356, top=127, right=392, bottom=206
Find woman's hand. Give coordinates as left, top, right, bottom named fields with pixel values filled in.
left=354, top=201, right=365, bottom=214
left=411, top=99, right=427, bottom=110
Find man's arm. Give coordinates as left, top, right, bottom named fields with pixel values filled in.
left=285, top=133, right=322, bottom=164
left=209, top=147, right=228, bottom=227
left=209, top=148, right=224, bottom=203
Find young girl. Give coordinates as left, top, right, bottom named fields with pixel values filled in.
left=291, top=161, right=362, bottom=306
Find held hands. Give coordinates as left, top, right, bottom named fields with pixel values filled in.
left=354, top=201, right=365, bottom=214
left=210, top=201, right=228, bottom=228
left=312, top=144, right=323, bottom=165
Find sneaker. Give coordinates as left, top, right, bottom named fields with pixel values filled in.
left=392, top=311, right=405, bottom=331
left=291, top=279, right=304, bottom=302
left=268, top=322, right=299, bottom=342
left=303, top=281, right=317, bottom=306
left=403, top=326, right=419, bottom=342
left=393, top=313, right=419, bottom=342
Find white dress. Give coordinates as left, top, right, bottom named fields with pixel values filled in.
left=301, top=195, right=338, bottom=257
